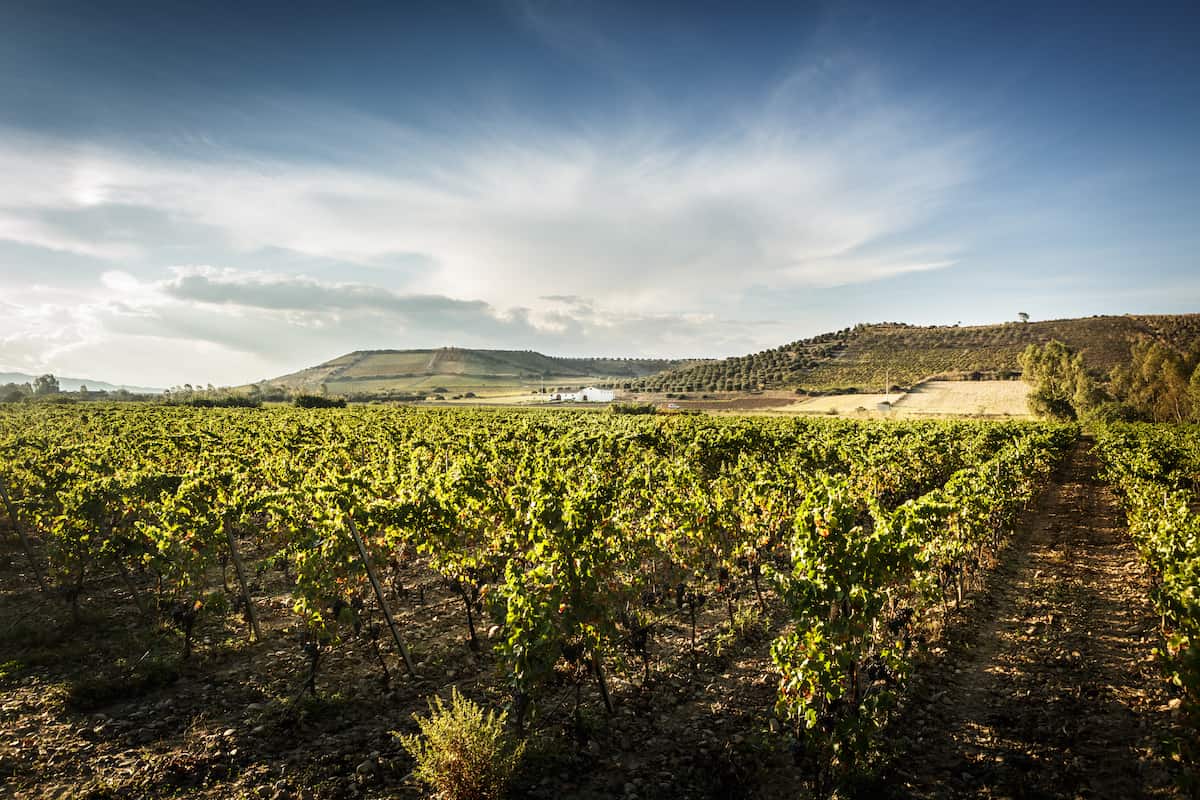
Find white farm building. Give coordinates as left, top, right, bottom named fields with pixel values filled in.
left=548, top=386, right=615, bottom=403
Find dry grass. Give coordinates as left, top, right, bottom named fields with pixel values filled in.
left=787, top=393, right=898, bottom=415
left=891, top=380, right=1030, bottom=417
left=769, top=381, right=1031, bottom=418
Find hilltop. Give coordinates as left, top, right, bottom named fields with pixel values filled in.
left=627, top=314, right=1200, bottom=394
left=260, top=348, right=699, bottom=397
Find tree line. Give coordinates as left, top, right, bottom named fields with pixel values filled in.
left=1020, top=338, right=1200, bottom=423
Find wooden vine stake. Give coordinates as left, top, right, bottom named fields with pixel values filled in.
left=223, top=516, right=262, bottom=642
left=347, top=515, right=418, bottom=679
left=0, top=473, right=48, bottom=593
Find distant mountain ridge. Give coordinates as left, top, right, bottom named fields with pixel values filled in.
left=0, top=371, right=163, bottom=394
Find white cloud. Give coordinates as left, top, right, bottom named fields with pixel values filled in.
left=0, top=69, right=972, bottom=297
left=0, top=267, right=781, bottom=385
left=0, top=62, right=977, bottom=383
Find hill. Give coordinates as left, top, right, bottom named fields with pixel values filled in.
left=257, top=314, right=1200, bottom=400
left=0, top=371, right=163, bottom=395
left=261, top=347, right=700, bottom=397
left=627, top=314, right=1200, bottom=394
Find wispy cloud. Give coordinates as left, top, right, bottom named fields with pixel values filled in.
left=0, top=57, right=977, bottom=384
left=0, top=58, right=973, bottom=296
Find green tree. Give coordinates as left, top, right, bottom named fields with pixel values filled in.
left=33, top=374, right=60, bottom=395
left=0, top=382, right=30, bottom=402
left=1110, top=341, right=1194, bottom=423
left=1018, top=341, right=1085, bottom=420
left=1190, top=364, right=1200, bottom=422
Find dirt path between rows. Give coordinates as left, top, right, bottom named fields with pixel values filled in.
left=876, top=438, right=1184, bottom=799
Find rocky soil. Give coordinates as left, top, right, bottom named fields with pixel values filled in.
left=874, top=439, right=1186, bottom=799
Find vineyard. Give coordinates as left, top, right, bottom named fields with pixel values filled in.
left=1094, top=425, right=1200, bottom=773
left=0, top=406, right=1192, bottom=798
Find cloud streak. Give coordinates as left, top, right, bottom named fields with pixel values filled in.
left=0, top=57, right=973, bottom=301
left=0, top=58, right=978, bottom=384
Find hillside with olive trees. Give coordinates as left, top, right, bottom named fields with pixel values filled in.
left=248, top=315, right=1200, bottom=401
left=623, top=314, right=1200, bottom=394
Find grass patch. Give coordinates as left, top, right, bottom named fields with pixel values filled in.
left=713, top=603, right=771, bottom=658
left=293, top=691, right=355, bottom=722
left=0, top=659, right=22, bottom=683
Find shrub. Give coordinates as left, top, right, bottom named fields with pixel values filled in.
left=171, top=395, right=261, bottom=408
left=1083, top=400, right=1138, bottom=425
left=294, top=394, right=347, bottom=408
left=396, top=688, right=524, bottom=800
left=611, top=402, right=657, bottom=415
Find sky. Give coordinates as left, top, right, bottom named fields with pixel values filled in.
left=1, top=0, right=1198, bottom=387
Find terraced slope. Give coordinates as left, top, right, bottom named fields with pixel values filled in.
left=629, top=314, right=1200, bottom=394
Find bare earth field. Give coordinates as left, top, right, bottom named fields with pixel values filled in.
left=890, top=380, right=1030, bottom=417
left=786, top=392, right=898, bottom=415
left=368, top=382, right=1029, bottom=418
left=777, top=381, right=1031, bottom=418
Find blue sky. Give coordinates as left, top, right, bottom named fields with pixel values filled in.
left=1, top=0, right=1198, bottom=386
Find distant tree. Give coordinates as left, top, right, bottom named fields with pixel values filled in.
left=33, top=374, right=60, bottom=395
left=1, top=382, right=30, bottom=402
left=1110, top=340, right=1195, bottom=423
left=1018, top=312, right=1030, bottom=323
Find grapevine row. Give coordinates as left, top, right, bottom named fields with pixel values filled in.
left=1094, top=423, right=1200, bottom=773
left=0, top=405, right=1072, bottom=791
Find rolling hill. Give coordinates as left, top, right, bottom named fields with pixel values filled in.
left=0, top=371, right=163, bottom=395
left=260, top=348, right=700, bottom=397
left=626, top=314, right=1200, bottom=394
left=257, top=314, right=1200, bottom=400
